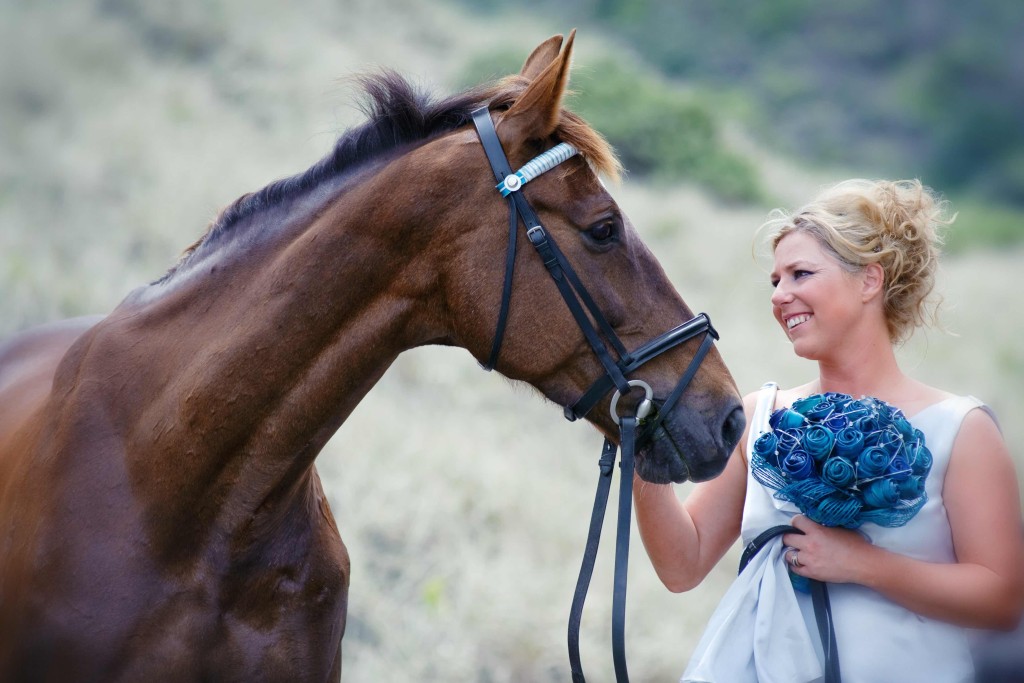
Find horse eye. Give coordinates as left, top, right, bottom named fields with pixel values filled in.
left=588, top=220, right=616, bottom=243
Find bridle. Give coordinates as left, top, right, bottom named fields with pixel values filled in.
left=471, top=106, right=721, bottom=682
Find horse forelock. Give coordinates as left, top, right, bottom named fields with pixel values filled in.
left=160, top=70, right=620, bottom=282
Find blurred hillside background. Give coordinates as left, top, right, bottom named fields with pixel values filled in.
left=1, top=0, right=1022, bottom=680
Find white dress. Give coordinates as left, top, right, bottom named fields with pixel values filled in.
left=683, top=382, right=988, bottom=683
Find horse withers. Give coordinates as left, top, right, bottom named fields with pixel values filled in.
left=0, top=32, right=743, bottom=681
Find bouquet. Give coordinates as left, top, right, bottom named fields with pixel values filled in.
left=750, top=392, right=932, bottom=529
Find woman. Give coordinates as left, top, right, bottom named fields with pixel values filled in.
left=634, top=179, right=1024, bottom=682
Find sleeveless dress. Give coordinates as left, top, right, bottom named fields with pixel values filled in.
left=683, top=382, right=989, bottom=683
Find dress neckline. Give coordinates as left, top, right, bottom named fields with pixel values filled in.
left=906, top=395, right=960, bottom=422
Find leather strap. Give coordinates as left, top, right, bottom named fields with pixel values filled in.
left=483, top=197, right=519, bottom=370
left=811, top=579, right=841, bottom=683
left=739, top=524, right=842, bottom=683
left=470, top=107, right=631, bottom=396
left=472, top=106, right=518, bottom=371
left=611, top=416, right=637, bottom=681
left=637, top=331, right=716, bottom=439
left=568, top=440, right=617, bottom=683
left=564, top=314, right=716, bottom=422
left=470, top=104, right=721, bottom=682
left=471, top=105, right=719, bottom=429
left=567, top=417, right=638, bottom=683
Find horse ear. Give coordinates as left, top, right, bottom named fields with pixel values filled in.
left=519, top=34, right=564, bottom=80
left=501, top=28, right=576, bottom=142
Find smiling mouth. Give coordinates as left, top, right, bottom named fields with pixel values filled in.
left=786, top=313, right=812, bottom=330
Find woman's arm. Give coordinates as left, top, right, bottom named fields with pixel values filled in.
left=785, top=407, right=1024, bottom=630
left=632, top=391, right=754, bottom=592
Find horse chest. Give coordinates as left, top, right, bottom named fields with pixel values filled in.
left=1, top=486, right=348, bottom=682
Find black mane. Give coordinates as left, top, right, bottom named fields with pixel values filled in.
left=167, top=71, right=505, bottom=275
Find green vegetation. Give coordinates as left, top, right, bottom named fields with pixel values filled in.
left=460, top=51, right=762, bottom=203
left=944, top=198, right=1024, bottom=254
left=459, top=0, right=1024, bottom=242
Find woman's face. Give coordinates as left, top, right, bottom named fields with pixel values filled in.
left=769, top=230, right=866, bottom=360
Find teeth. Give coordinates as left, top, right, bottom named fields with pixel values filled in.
left=787, top=314, right=811, bottom=329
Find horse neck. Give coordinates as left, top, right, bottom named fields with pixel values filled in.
left=115, top=157, right=453, bottom=547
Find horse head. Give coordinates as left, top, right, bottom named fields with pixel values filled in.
left=421, top=32, right=744, bottom=483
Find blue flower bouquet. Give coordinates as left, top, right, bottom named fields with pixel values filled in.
left=750, top=392, right=932, bottom=529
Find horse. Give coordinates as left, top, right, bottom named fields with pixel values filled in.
left=0, top=32, right=743, bottom=682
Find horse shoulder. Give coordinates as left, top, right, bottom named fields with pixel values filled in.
left=0, top=316, right=104, bottom=464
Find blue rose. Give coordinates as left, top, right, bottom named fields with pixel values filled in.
left=843, top=400, right=872, bottom=422
left=857, top=446, right=891, bottom=480
left=822, top=456, right=856, bottom=489
left=753, top=431, right=779, bottom=466
left=854, top=415, right=880, bottom=433
left=805, top=400, right=835, bottom=422
left=898, top=475, right=925, bottom=498
left=824, top=413, right=848, bottom=432
left=874, top=429, right=901, bottom=453
left=801, top=424, right=836, bottom=462
left=791, top=395, right=824, bottom=415
left=782, top=449, right=815, bottom=479
left=886, top=454, right=911, bottom=481
left=776, top=430, right=800, bottom=458
left=856, top=415, right=883, bottom=446
left=769, top=407, right=806, bottom=431
left=834, top=426, right=865, bottom=460
left=863, top=479, right=900, bottom=508
left=911, top=445, right=933, bottom=476
left=892, top=413, right=914, bottom=439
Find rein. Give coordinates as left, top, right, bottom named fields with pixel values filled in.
left=471, top=107, right=720, bottom=682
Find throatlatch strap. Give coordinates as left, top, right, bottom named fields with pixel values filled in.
left=739, top=525, right=842, bottom=683
left=472, top=107, right=518, bottom=371
left=483, top=197, right=519, bottom=370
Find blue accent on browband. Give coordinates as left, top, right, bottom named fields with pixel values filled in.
left=496, top=142, right=579, bottom=196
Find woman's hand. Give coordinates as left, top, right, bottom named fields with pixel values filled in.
left=781, top=514, right=877, bottom=584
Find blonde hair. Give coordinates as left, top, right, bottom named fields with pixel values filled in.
left=761, top=179, right=953, bottom=343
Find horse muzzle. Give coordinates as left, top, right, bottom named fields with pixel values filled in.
left=635, top=396, right=744, bottom=484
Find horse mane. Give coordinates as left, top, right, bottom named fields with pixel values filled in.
left=164, top=70, right=620, bottom=278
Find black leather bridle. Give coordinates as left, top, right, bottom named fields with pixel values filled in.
left=471, top=106, right=721, bottom=682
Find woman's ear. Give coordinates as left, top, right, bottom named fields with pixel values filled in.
left=861, top=262, right=885, bottom=302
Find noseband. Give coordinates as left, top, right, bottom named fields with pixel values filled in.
left=471, top=107, right=720, bottom=682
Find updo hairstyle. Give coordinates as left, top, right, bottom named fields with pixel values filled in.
left=761, top=179, right=952, bottom=343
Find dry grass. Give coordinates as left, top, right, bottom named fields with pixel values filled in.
left=2, top=1, right=1021, bottom=680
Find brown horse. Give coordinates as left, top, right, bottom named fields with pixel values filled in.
left=0, top=33, right=742, bottom=682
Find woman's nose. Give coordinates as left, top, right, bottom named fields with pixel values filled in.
left=771, top=282, right=791, bottom=306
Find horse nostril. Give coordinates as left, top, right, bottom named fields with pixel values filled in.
left=721, top=404, right=746, bottom=452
